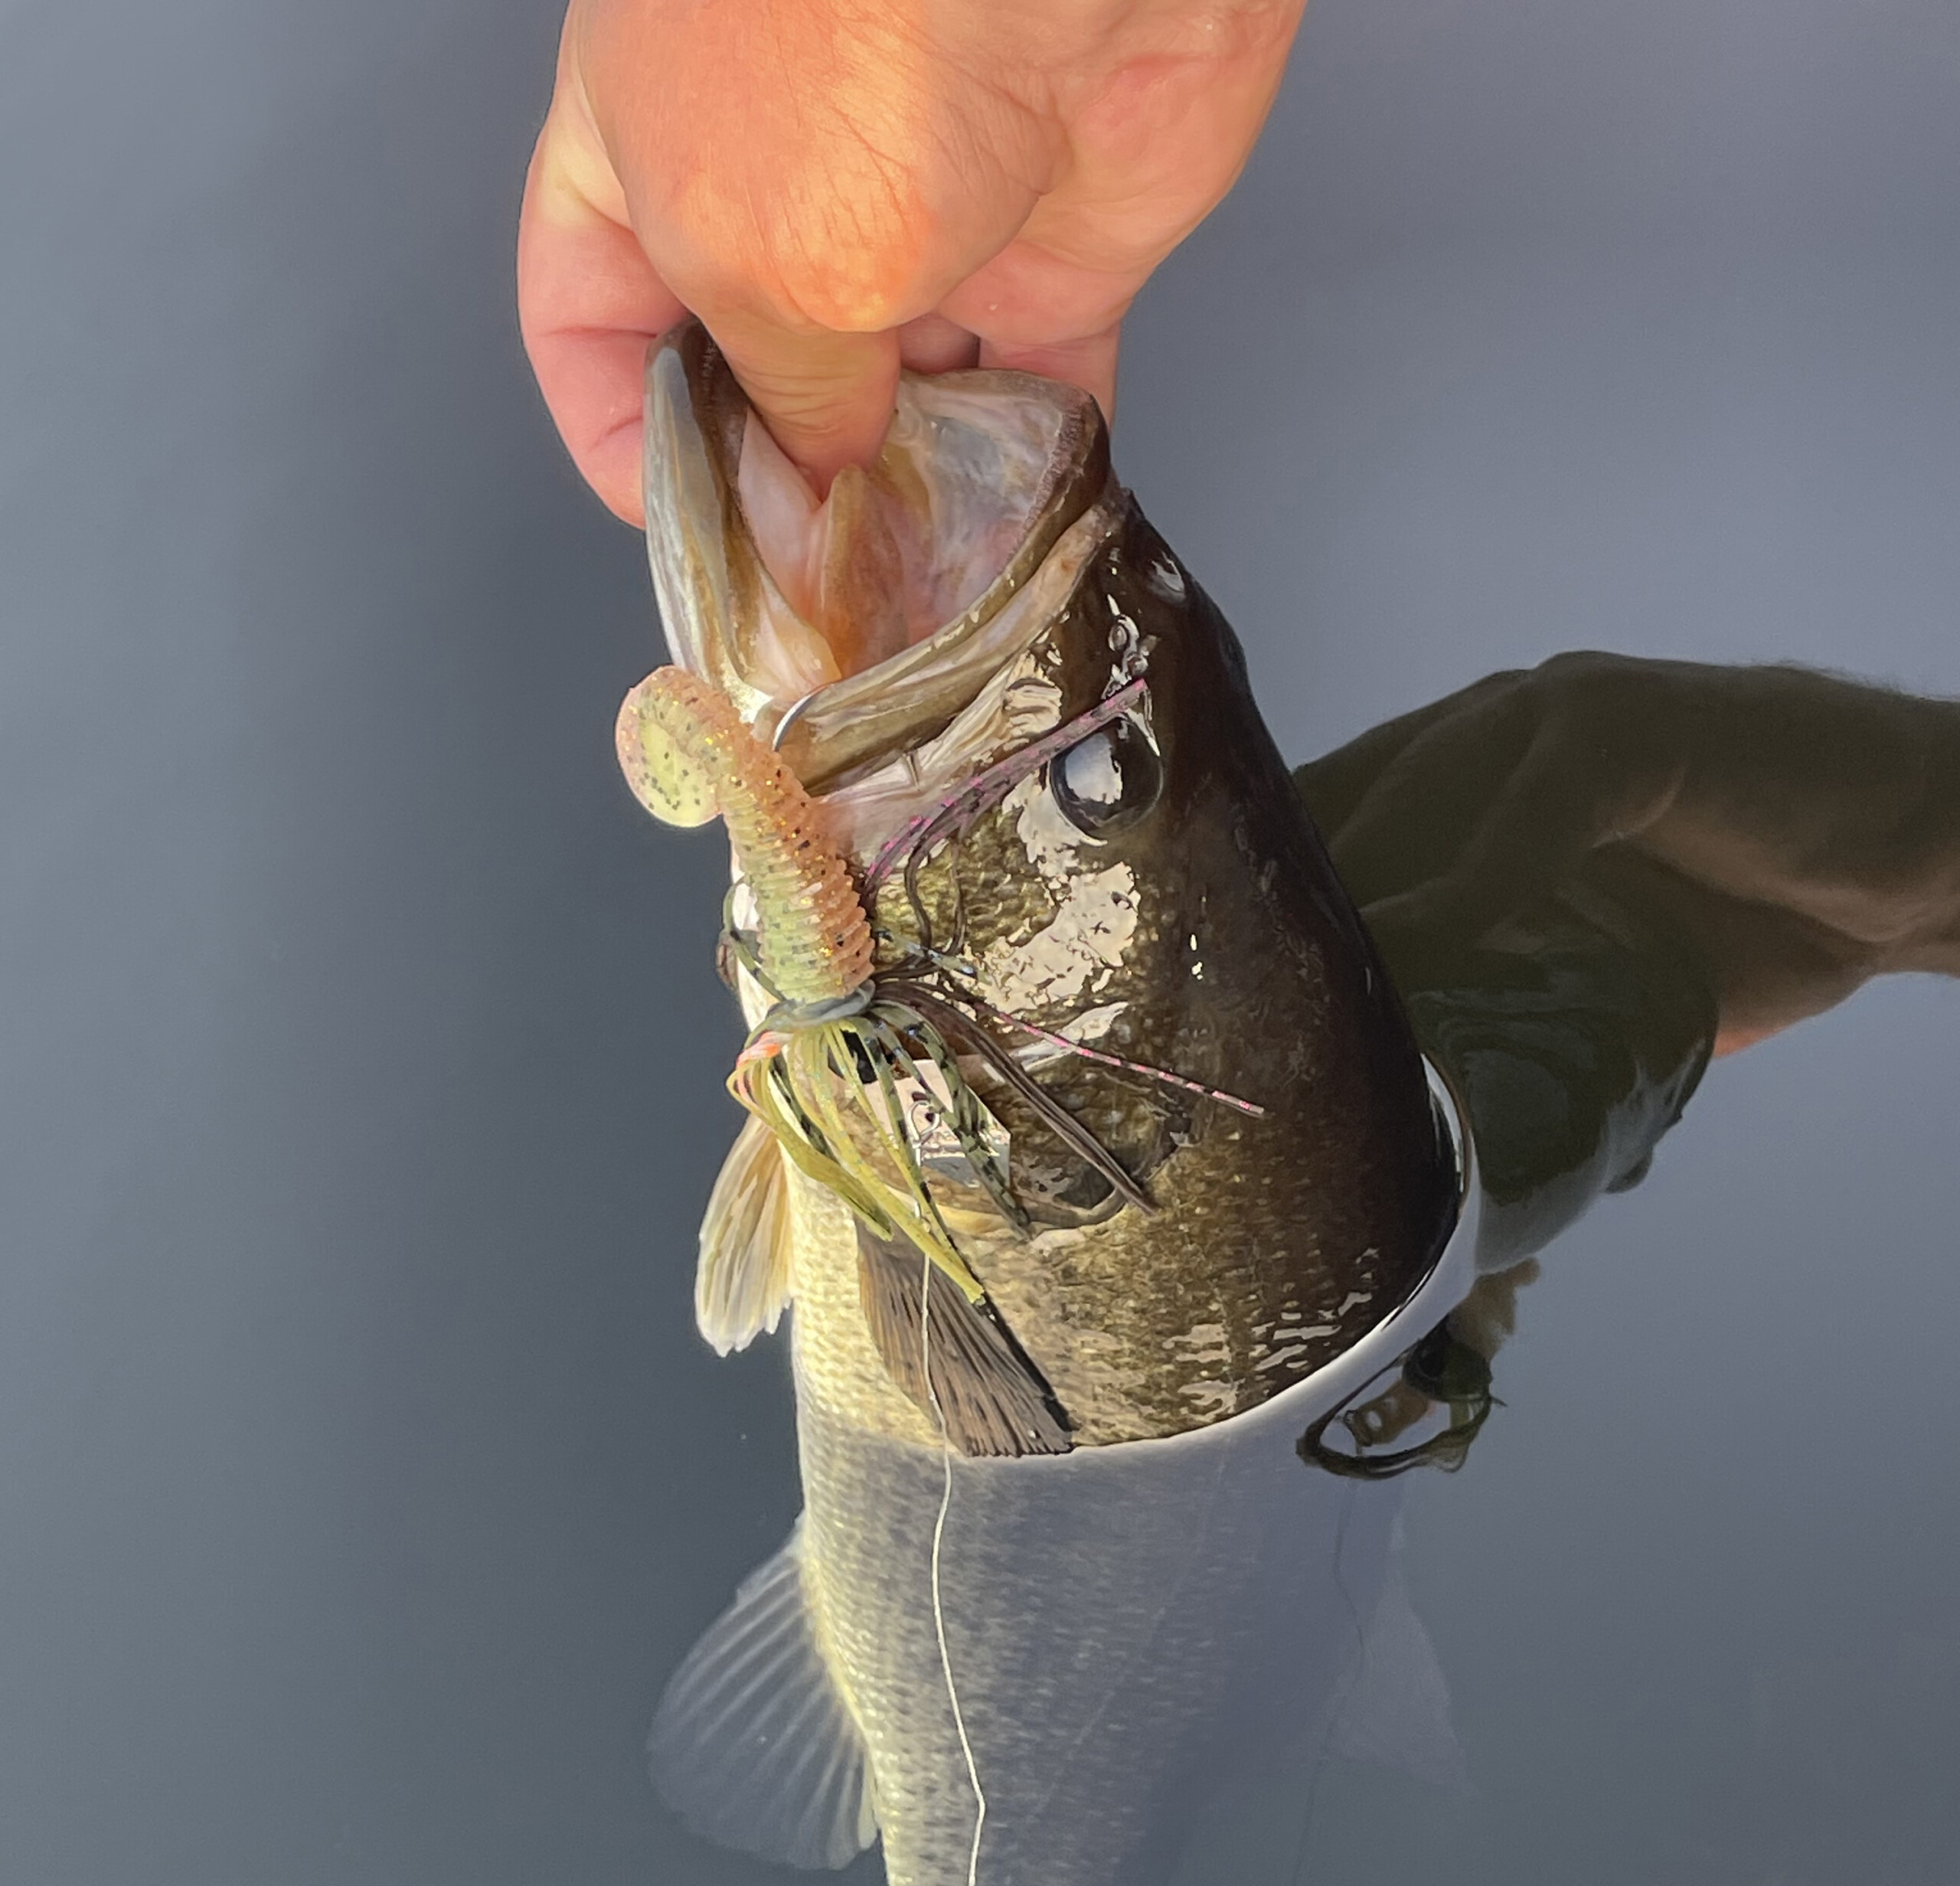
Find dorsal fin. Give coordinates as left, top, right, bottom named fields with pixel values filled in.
left=858, top=1227, right=1073, bottom=1457
left=648, top=1525, right=880, bottom=1869
left=695, top=1115, right=793, bottom=1355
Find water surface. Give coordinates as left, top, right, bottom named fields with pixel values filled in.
left=1, top=0, right=1955, bottom=1880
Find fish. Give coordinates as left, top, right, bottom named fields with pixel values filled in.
left=619, top=322, right=1465, bottom=1881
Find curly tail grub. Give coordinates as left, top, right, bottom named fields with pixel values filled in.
left=616, top=667, right=874, bottom=1005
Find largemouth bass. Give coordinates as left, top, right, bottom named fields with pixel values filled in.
left=621, top=324, right=1464, bottom=1881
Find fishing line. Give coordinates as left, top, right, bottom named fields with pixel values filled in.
left=920, top=1250, right=988, bottom=1886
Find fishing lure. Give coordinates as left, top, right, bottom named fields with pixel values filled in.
left=619, top=666, right=1015, bottom=1306
left=616, top=666, right=1262, bottom=1312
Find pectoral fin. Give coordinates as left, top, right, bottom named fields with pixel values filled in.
left=696, top=1115, right=793, bottom=1355
left=858, top=1227, right=1073, bottom=1457
left=648, top=1525, right=879, bottom=1870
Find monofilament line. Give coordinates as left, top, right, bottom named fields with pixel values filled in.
left=920, top=1252, right=988, bottom=1886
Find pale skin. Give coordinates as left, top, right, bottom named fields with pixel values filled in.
left=518, top=0, right=1307, bottom=518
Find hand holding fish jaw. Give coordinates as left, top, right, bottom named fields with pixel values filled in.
left=518, top=0, right=1305, bottom=515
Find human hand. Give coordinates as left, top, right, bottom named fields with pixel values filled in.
left=518, top=0, right=1305, bottom=521
left=1298, top=652, right=1960, bottom=1055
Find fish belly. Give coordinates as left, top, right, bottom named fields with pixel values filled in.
left=794, top=1390, right=1406, bottom=1885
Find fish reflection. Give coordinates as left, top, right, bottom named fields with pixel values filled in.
left=629, top=331, right=1960, bottom=1879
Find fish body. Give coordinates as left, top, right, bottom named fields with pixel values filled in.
left=625, top=324, right=1465, bottom=1878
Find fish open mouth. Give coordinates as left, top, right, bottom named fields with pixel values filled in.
left=642, top=322, right=1123, bottom=797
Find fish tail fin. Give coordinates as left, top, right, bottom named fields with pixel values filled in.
left=649, top=1524, right=880, bottom=1869
left=1328, top=1525, right=1469, bottom=1792
left=695, top=1115, right=795, bottom=1355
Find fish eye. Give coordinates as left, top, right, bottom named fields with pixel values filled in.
left=1049, top=717, right=1161, bottom=838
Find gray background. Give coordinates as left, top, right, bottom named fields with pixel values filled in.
left=2, top=1, right=1955, bottom=1881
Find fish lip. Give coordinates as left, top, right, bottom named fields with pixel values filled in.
left=641, top=321, right=1123, bottom=796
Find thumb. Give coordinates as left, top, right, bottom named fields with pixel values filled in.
left=701, top=312, right=901, bottom=493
